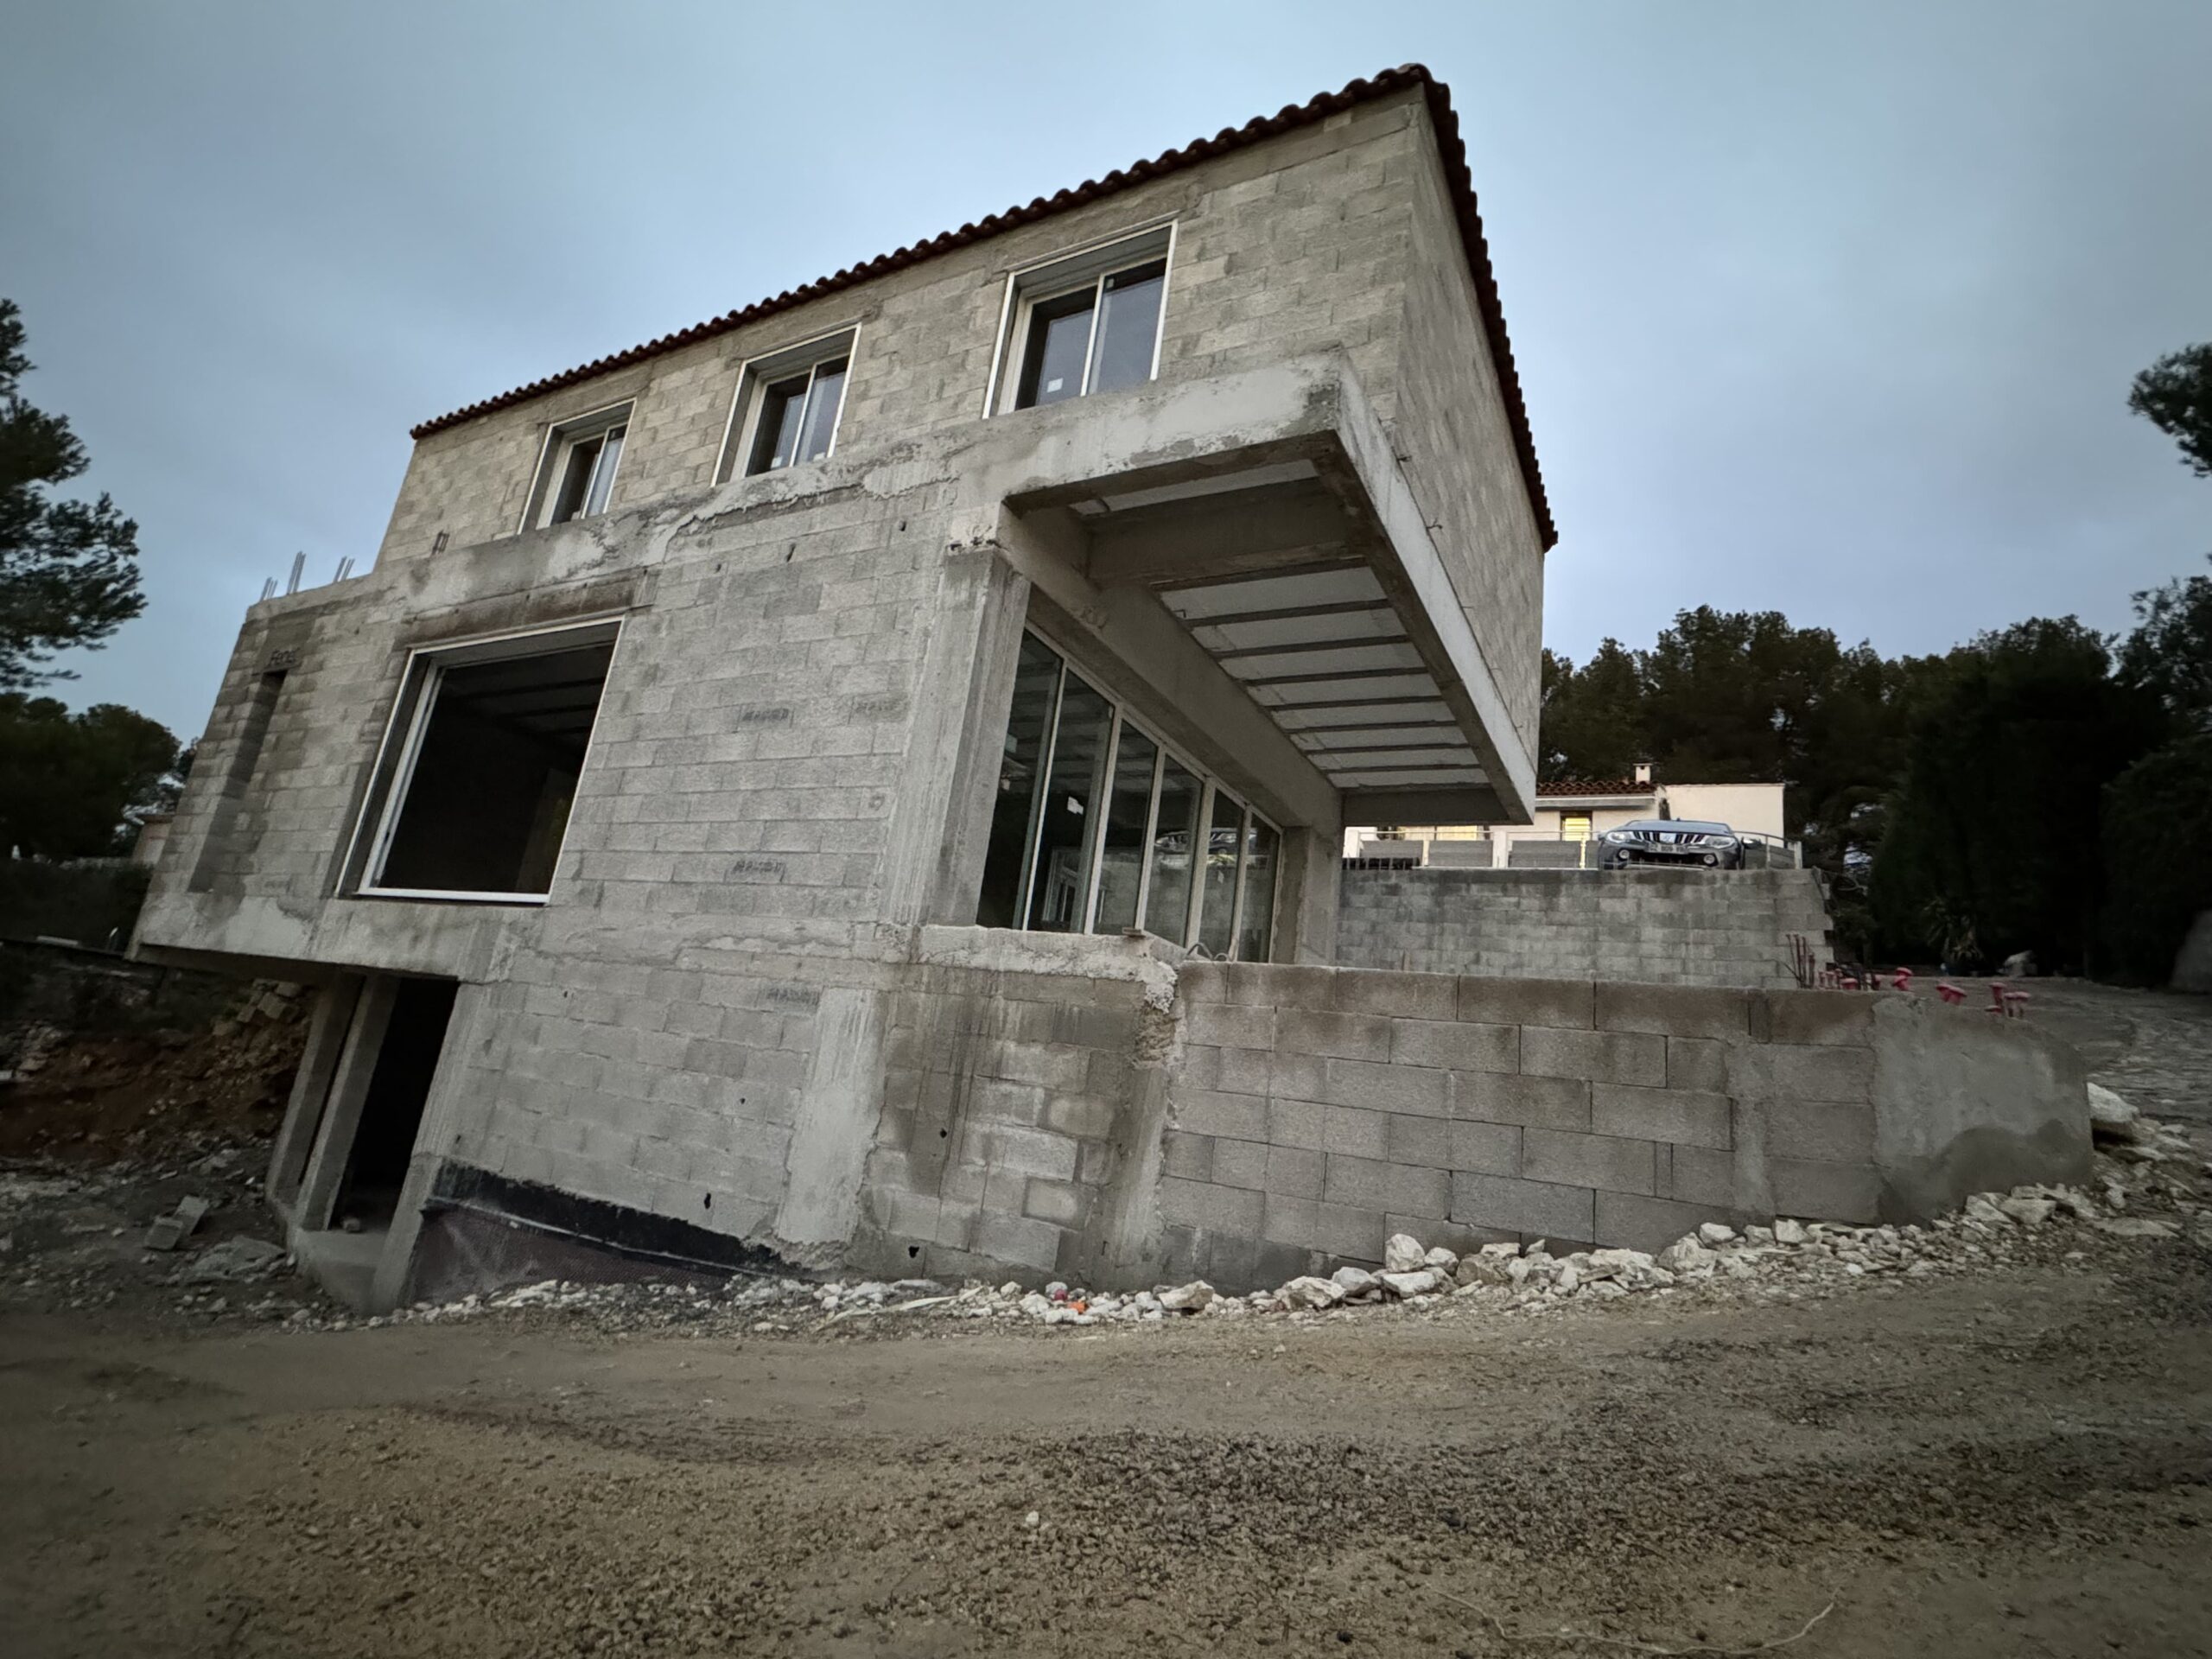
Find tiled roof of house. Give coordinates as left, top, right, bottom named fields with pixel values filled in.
left=1535, top=779, right=1655, bottom=799
left=407, top=65, right=1555, bottom=549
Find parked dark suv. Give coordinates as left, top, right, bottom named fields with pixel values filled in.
left=1599, top=819, right=1745, bottom=870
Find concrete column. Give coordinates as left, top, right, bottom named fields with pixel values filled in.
left=372, top=980, right=483, bottom=1311
left=294, top=974, right=397, bottom=1230
left=878, top=545, right=1033, bottom=931
left=265, top=975, right=364, bottom=1211
left=1276, top=817, right=1344, bottom=964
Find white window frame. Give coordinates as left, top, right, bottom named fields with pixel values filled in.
left=518, top=401, right=634, bottom=532
left=340, top=616, right=624, bottom=906
left=1007, top=625, right=1279, bottom=960
left=982, top=222, right=1176, bottom=419
left=715, top=326, right=861, bottom=483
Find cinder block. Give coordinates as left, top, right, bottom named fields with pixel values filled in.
left=1157, top=1176, right=1265, bottom=1235
left=1726, top=1043, right=1873, bottom=1103
left=1262, top=1192, right=1319, bottom=1247
left=1176, top=962, right=1230, bottom=1005
left=1450, top=1173, right=1595, bottom=1238
left=1267, top=1096, right=1325, bottom=1150
left=1022, top=1179, right=1089, bottom=1228
left=1519, top=1027, right=1667, bottom=1088
left=1389, top=1018, right=1517, bottom=1073
left=1322, top=1103, right=1390, bottom=1159
left=1662, top=1142, right=1737, bottom=1206
left=1274, top=1010, right=1393, bottom=1062
left=1753, top=989, right=1876, bottom=1046
left=970, top=1211, right=1063, bottom=1273
left=1594, top=982, right=1753, bottom=1040
left=1186, top=1001, right=1277, bottom=1051
left=1176, top=1088, right=1268, bottom=1141
left=1382, top=1111, right=1451, bottom=1167
left=1448, top=1119, right=1521, bottom=1176
left=1522, top=1128, right=1657, bottom=1195
left=1591, top=1084, right=1732, bottom=1150
left=1160, top=1129, right=1212, bottom=1182
left=1454, top=1071, right=1592, bottom=1131
left=1666, top=1037, right=1729, bottom=1092
left=1041, top=1093, right=1120, bottom=1140
left=1456, top=976, right=1593, bottom=1029
left=1322, top=1154, right=1449, bottom=1219
left=1210, top=1136, right=1270, bottom=1191
left=1313, top=1201, right=1388, bottom=1262
left=1594, top=1191, right=1722, bottom=1253
left=1329, top=968, right=1457, bottom=1021
left=1319, top=1057, right=1448, bottom=1117
left=1263, top=1144, right=1325, bottom=1198
left=1764, top=1098, right=1876, bottom=1163
left=1769, top=1157, right=1881, bottom=1224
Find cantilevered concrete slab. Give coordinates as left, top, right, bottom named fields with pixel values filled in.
left=992, top=356, right=1537, bottom=828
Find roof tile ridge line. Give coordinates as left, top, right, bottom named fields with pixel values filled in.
left=405, top=65, right=1433, bottom=442
left=401, top=62, right=1554, bottom=550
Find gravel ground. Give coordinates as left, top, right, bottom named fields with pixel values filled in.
left=2, top=981, right=2209, bottom=1658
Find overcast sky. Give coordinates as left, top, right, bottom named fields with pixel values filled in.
left=4, top=1, right=2207, bottom=736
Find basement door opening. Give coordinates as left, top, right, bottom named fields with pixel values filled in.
left=329, top=978, right=458, bottom=1233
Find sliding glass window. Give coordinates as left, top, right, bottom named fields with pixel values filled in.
left=975, top=630, right=1280, bottom=961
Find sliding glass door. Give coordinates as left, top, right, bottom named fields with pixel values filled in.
left=976, top=630, right=1281, bottom=961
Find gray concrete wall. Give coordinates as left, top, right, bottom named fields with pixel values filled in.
left=1336, top=867, right=1834, bottom=988
left=1147, top=965, right=2089, bottom=1291
left=367, top=92, right=1437, bottom=577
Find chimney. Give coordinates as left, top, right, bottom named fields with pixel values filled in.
left=1632, top=760, right=1653, bottom=785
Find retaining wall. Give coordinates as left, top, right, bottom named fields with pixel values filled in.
left=1336, top=866, right=1833, bottom=988
left=840, top=937, right=2090, bottom=1296
left=1147, top=963, right=2088, bottom=1289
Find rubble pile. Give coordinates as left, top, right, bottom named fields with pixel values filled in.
left=311, top=1102, right=2204, bottom=1338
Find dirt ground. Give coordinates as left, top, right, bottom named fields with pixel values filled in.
left=3, top=981, right=2209, bottom=1659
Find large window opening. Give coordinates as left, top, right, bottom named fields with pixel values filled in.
left=351, top=621, right=617, bottom=902
left=973, top=629, right=1279, bottom=960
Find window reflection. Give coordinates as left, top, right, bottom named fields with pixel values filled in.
left=1025, top=672, right=1112, bottom=932
left=1144, top=758, right=1202, bottom=944
left=1090, top=725, right=1158, bottom=934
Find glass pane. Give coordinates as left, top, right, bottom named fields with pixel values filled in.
left=1143, top=758, right=1202, bottom=944
left=550, top=433, right=602, bottom=524
left=1088, top=260, right=1166, bottom=395
left=1090, top=722, right=1158, bottom=934
left=582, top=424, right=625, bottom=517
left=1235, top=818, right=1280, bottom=963
left=797, top=359, right=847, bottom=462
left=1017, top=289, right=1096, bottom=408
left=1024, top=671, right=1112, bottom=931
left=975, top=634, right=1063, bottom=928
left=1196, top=791, right=1245, bottom=957
left=749, top=376, right=809, bottom=474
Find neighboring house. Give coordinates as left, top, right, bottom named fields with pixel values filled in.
left=131, top=67, right=1559, bottom=1306
left=1349, top=763, right=1791, bottom=864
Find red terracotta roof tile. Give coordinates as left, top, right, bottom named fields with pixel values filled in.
left=1535, top=779, right=1654, bottom=798
left=408, top=64, right=1555, bottom=548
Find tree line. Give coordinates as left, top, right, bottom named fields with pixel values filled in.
left=1542, top=342, right=2212, bottom=979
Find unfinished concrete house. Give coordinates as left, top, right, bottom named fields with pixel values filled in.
left=136, top=67, right=2087, bottom=1309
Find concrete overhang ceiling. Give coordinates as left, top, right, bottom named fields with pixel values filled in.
left=1027, top=446, right=1495, bottom=810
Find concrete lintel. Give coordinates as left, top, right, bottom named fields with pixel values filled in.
left=135, top=889, right=528, bottom=985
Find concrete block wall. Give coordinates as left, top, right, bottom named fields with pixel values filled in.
left=1336, top=867, right=1834, bottom=988
left=1152, top=963, right=2088, bottom=1290
left=367, top=93, right=1431, bottom=575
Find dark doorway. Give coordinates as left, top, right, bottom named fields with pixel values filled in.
left=333, top=978, right=458, bottom=1230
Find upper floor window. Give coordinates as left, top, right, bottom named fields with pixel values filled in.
left=719, top=328, right=856, bottom=480
left=524, top=403, right=632, bottom=530
left=988, top=226, right=1173, bottom=416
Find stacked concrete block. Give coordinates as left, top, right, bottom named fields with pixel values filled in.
left=1336, top=867, right=1835, bottom=989
left=1156, top=963, right=2087, bottom=1288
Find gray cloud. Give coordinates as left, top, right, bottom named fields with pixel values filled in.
left=3, top=0, right=2205, bottom=735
